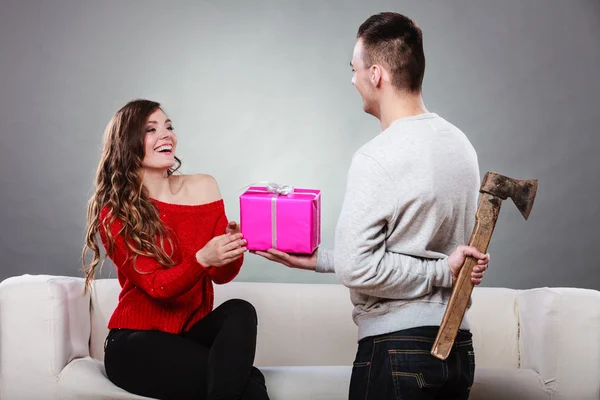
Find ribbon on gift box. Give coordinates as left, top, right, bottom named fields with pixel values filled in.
left=241, top=182, right=319, bottom=249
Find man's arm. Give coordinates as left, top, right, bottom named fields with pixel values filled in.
left=332, top=152, right=453, bottom=300
left=253, top=151, right=487, bottom=287
left=315, top=248, right=335, bottom=273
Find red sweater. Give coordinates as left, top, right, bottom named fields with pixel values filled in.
left=99, top=198, right=243, bottom=334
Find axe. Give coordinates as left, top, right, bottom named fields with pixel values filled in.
left=431, top=171, right=538, bottom=360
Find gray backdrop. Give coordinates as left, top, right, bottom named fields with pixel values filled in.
left=1, top=0, right=598, bottom=290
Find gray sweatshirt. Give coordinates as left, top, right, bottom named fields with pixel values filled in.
left=316, top=112, right=480, bottom=341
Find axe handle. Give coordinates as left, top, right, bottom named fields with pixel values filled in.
left=431, top=193, right=501, bottom=360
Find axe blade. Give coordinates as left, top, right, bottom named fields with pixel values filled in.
left=480, top=172, right=538, bottom=220
left=512, top=179, right=538, bottom=220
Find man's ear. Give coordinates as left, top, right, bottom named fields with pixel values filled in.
left=370, top=64, right=382, bottom=87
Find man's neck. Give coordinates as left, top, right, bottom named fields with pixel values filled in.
left=377, top=91, right=429, bottom=131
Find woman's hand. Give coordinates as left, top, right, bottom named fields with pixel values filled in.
left=196, top=232, right=247, bottom=267
left=225, top=221, right=241, bottom=236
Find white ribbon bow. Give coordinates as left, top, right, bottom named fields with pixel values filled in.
left=265, top=182, right=294, bottom=196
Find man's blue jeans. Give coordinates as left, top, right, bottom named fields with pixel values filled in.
left=349, top=326, right=475, bottom=400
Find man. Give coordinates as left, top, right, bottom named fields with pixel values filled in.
left=255, top=12, right=489, bottom=399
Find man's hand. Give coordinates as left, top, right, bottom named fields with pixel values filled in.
left=252, top=248, right=318, bottom=271
left=448, top=245, right=490, bottom=285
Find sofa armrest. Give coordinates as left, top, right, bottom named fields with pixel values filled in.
left=0, top=274, right=91, bottom=399
left=518, top=287, right=600, bottom=400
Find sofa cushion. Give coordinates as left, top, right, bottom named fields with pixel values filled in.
left=89, top=279, right=121, bottom=361
left=56, top=357, right=351, bottom=400
left=468, top=287, right=520, bottom=369
left=212, top=281, right=357, bottom=367
left=57, top=357, right=154, bottom=400
left=471, top=367, right=551, bottom=400
left=260, top=366, right=351, bottom=400
left=89, top=280, right=358, bottom=367
left=518, top=287, right=600, bottom=400
left=56, top=357, right=549, bottom=400
left=91, top=281, right=523, bottom=368
left=0, top=275, right=90, bottom=399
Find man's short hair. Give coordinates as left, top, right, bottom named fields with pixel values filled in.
left=357, top=12, right=426, bottom=93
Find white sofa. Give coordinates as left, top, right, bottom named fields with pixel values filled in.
left=0, top=274, right=599, bottom=400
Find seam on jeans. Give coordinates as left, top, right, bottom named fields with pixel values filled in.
left=387, top=352, right=402, bottom=400
left=391, top=372, right=436, bottom=389
left=467, top=350, right=475, bottom=390
left=388, top=349, right=431, bottom=355
left=353, top=361, right=370, bottom=367
left=374, top=335, right=433, bottom=344
left=453, top=340, right=473, bottom=348
left=444, top=359, right=448, bottom=383
left=364, top=338, right=375, bottom=400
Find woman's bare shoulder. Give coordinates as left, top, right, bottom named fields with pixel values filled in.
left=171, top=174, right=222, bottom=205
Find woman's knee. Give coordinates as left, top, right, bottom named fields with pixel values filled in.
left=245, top=367, right=269, bottom=396
left=219, top=298, right=258, bottom=325
left=249, top=366, right=266, bottom=384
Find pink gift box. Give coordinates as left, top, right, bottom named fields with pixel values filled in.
left=239, top=184, right=321, bottom=254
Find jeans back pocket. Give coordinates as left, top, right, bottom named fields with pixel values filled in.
left=389, top=349, right=446, bottom=399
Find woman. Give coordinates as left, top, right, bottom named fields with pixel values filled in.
left=82, top=99, right=269, bottom=400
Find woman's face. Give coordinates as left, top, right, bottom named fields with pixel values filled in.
left=141, top=108, right=178, bottom=172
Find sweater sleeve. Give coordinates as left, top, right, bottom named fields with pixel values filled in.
left=205, top=211, right=244, bottom=284
left=316, top=248, right=335, bottom=273
left=100, top=210, right=207, bottom=302
left=333, top=152, right=453, bottom=300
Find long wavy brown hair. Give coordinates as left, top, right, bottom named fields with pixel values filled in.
left=81, top=99, right=182, bottom=294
